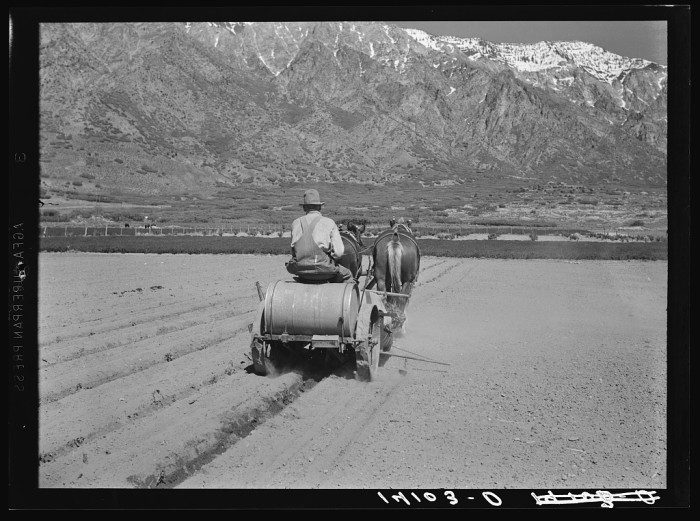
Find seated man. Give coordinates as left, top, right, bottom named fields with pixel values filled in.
left=285, top=189, right=354, bottom=283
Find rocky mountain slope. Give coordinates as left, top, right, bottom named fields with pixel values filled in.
left=39, top=21, right=667, bottom=197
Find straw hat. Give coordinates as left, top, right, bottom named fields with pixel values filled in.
left=300, top=189, right=325, bottom=206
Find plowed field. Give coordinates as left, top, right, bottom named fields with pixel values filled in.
left=39, top=253, right=666, bottom=489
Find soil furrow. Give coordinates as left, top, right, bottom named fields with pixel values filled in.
left=39, top=329, right=254, bottom=463
left=40, top=293, right=256, bottom=347
left=177, top=374, right=406, bottom=488
left=39, top=371, right=305, bottom=488
left=415, top=258, right=461, bottom=286
left=135, top=376, right=319, bottom=489
left=40, top=314, right=255, bottom=403
left=41, top=303, right=255, bottom=366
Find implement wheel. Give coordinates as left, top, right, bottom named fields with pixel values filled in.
left=380, top=315, right=394, bottom=352
left=355, top=306, right=381, bottom=382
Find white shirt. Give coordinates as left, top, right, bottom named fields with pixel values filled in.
left=290, top=211, right=345, bottom=260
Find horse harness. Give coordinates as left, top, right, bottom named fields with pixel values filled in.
left=373, top=227, right=420, bottom=251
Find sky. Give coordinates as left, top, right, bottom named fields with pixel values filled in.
left=391, top=21, right=667, bottom=65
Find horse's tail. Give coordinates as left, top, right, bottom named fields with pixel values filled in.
left=387, top=233, right=403, bottom=292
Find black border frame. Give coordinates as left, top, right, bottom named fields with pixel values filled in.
left=8, top=1, right=691, bottom=510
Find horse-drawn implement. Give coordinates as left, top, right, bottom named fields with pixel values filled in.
left=250, top=280, right=388, bottom=381
left=250, top=220, right=426, bottom=382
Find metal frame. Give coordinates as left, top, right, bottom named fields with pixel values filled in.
left=253, top=332, right=362, bottom=348
left=365, top=289, right=411, bottom=299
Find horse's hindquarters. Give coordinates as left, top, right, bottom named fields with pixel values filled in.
left=372, top=231, right=420, bottom=294
left=339, top=233, right=363, bottom=279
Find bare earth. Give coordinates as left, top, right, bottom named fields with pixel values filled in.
left=38, top=253, right=667, bottom=489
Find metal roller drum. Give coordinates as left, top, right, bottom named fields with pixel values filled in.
left=263, top=281, right=360, bottom=337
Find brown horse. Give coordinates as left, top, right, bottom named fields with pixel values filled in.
left=371, top=219, right=420, bottom=330
left=337, top=222, right=366, bottom=280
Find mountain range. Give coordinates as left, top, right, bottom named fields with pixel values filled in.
left=39, top=21, right=667, bottom=197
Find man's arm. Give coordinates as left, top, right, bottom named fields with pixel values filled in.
left=290, top=218, right=301, bottom=258
left=329, top=224, right=345, bottom=260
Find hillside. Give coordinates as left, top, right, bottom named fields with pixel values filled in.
left=39, top=21, right=667, bottom=229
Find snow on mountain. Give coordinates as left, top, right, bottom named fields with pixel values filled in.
left=201, top=21, right=665, bottom=103
left=400, top=25, right=666, bottom=133
left=403, top=27, right=448, bottom=52
left=404, top=27, right=663, bottom=85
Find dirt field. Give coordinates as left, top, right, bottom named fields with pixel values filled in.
left=38, top=253, right=666, bottom=489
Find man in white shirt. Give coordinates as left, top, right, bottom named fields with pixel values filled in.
left=285, top=189, right=354, bottom=283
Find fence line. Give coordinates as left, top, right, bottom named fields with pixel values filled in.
left=40, top=223, right=665, bottom=240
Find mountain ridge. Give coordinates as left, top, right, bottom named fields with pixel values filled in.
left=39, top=21, right=667, bottom=200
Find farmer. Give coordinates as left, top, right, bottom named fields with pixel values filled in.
left=285, top=189, right=354, bottom=283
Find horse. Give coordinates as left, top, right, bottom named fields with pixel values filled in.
left=370, top=218, right=420, bottom=330
left=337, top=222, right=366, bottom=280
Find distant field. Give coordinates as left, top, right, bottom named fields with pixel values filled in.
left=40, top=236, right=667, bottom=260
left=40, top=179, right=667, bottom=233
